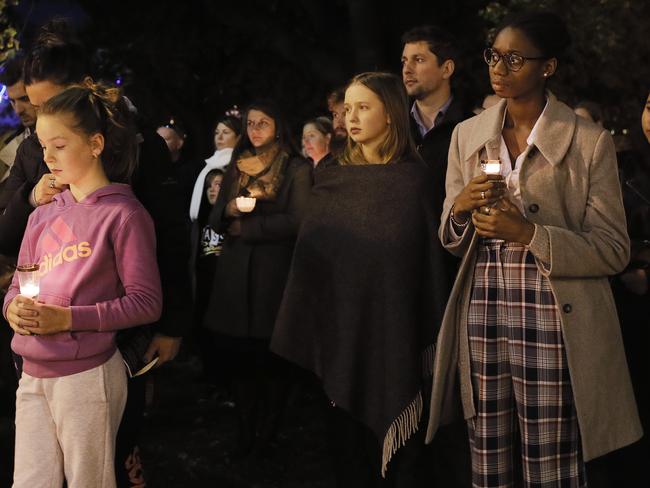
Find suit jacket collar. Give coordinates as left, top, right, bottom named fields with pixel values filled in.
left=465, top=92, right=576, bottom=166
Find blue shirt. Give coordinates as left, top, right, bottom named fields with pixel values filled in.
left=410, top=95, right=454, bottom=137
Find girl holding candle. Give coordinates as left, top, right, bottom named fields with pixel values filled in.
left=3, top=83, right=162, bottom=487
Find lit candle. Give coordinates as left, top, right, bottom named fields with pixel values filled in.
left=236, top=197, right=257, bottom=213
left=20, top=282, right=40, bottom=298
left=481, top=159, right=502, bottom=175
left=16, top=263, right=40, bottom=299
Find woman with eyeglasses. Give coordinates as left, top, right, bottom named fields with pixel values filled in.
left=204, top=100, right=311, bottom=458
left=426, top=11, right=642, bottom=487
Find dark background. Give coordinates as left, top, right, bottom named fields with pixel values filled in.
left=3, top=0, right=650, bottom=162
left=1, top=1, right=650, bottom=486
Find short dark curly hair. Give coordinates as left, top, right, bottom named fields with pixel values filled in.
left=401, top=25, right=460, bottom=66
left=0, top=52, right=26, bottom=87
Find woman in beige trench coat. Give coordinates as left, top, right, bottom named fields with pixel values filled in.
left=425, top=11, right=642, bottom=487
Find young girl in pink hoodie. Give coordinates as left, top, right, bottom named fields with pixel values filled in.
left=3, top=83, right=162, bottom=488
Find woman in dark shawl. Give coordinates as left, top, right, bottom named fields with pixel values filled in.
left=271, top=72, right=453, bottom=485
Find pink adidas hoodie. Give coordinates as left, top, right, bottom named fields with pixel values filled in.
left=3, top=184, right=162, bottom=378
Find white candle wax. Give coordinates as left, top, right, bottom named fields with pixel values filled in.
left=20, top=283, right=39, bottom=298
left=482, top=162, right=501, bottom=175
left=236, top=197, right=256, bottom=213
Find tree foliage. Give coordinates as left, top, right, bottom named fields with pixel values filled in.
left=0, top=0, right=19, bottom=62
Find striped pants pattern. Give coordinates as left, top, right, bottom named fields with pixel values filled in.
left=466, top=240, right=587, bottom=488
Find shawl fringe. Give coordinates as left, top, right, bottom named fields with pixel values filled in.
left=381, top=390, right=423, bottom=478
left=381, top=344, right=436, bottom=477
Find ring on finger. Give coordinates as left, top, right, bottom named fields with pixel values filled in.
left=480, top=190, right=486, bottom=200
left=49, top=179, right=55, bottom=189
left=482, top=206, right=491, bottom=215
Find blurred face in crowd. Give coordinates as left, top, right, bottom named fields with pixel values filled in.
left=482, top=93, right=501, bottom=110
left=157, top=127, right=185, bottom=156
left=574, top=107, right=595, bottom=123
left=344, top=83, right=390, bottom=150
left=214, top=122, right=239, bottom=151
left=6, top=81, right=37, bottom=128
left=246, top=109, right=276, bottom=149
left=330, top=101, right=347, bottom=139
left=642, top=93, right=650, bottom=144
left=401, top=41, right=452, bottom=100
left=205, top=173, right=223, bottom=205
left=302, top=123, right=331, bottom=163
left=25, top=80, right=67, bottom=110
left=488, top=27, right=554, bottom=100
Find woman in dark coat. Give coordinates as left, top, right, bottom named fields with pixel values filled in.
left=204, top=100, right=311, bottom=456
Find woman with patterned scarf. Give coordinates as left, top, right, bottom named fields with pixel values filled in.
left=203, top=100, right=311, bottom=458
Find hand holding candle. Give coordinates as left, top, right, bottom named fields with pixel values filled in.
left=452, top=172, right=507, bottom=222
left=16, top=264, right=40, bottom=299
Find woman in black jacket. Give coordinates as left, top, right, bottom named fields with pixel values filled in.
left=204, top=100, right=311, bottom=456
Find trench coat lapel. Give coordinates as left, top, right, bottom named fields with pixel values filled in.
left=463, top=92, right=577, bottom=168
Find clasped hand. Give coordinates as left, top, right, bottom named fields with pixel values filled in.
left=471, top=199, right=535, bottom=244
left=453, top=174, right=534, bottom=244
left=6, top=296, right=72, bottom=336
left=33, top=173, right=68, bottom=206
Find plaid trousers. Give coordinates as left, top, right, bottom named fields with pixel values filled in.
left=466, top=240, right=587, bottom=488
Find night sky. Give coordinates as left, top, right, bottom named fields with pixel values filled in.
left=2, top=0, right=492, bottom=160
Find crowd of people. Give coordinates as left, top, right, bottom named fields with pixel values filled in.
left=0, top=9, right=648, bottom=488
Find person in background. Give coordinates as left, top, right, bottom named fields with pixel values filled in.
left=401, top=25, right=473, bottom=209
left=212, top=114, right=241, bottom=160
left=190, top=115, right=242, bottom=225
left=0, top=52, right=38, bottom=455
left=188, top=114, right=241, bottom=394
left=0, top=53, right=37, bottom=193
left=272, top=72, right=452, bottom=487
left=4, top=82, right=162, bottom=488
left=428, top=11, right=641, bottom=487
left=473, top=93, right=501, bottom=114
left=157, top=118, right=201, bottom=208
left=327, top=87, right=347, bottom=156
left=1, top=19, right=188, bottom=487
left=302, top=116, right=336, bottom=170
left=603, top=90, right=650, bottom=487
left=204, top=100, right=311, bottom=459
left=400, top=24, right=472, bottom=487
left=574, top=100, right=604, bottom=127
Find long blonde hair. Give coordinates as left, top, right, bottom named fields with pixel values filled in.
left=340, top=72, right=417, bottom=165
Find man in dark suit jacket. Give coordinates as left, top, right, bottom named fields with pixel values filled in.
left=400, top=25, right=473, bottom=488
left=401, top=26, right=473, bottom=213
